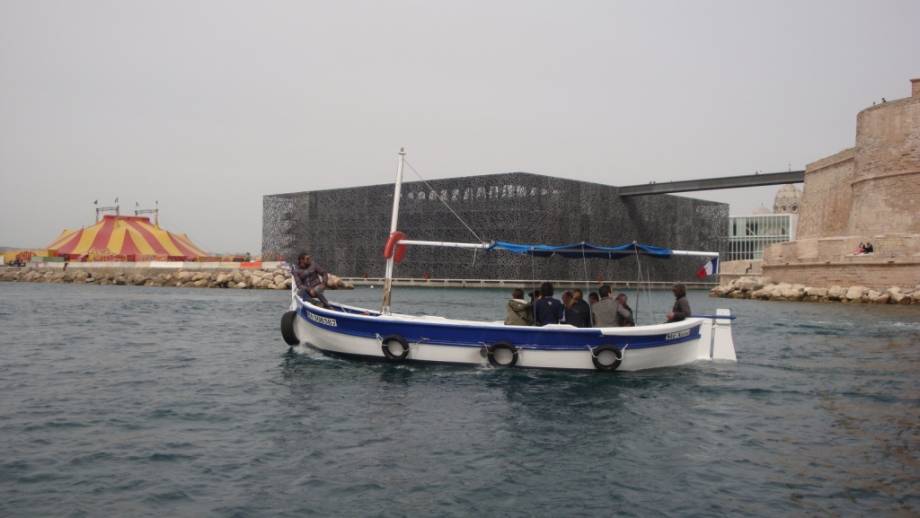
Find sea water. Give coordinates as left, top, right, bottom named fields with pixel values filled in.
left=1, top=282, right=918, bottom=516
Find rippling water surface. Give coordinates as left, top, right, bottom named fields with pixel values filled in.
left=1, top=282, right=919, bottom=516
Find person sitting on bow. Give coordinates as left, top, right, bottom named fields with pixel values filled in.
left=293, top=252, right=330, bottom=307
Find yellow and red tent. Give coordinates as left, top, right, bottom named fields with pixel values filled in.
left=47, top=215, right=208, bottom=261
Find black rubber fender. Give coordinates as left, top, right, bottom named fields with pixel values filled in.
left=381, top=335, right=410, bottom=360
left=487, top=342, right=519, bottom=367
left=280, top=311, right=300, bottom=346
left=591, top=345, right=623, bottom=371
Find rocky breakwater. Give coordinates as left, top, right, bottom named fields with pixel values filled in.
left=711, top=276, right=920, bottom=305
left=0, top=267, right=354, bottom=291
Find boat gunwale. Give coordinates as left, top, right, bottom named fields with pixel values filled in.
left=297, top=296, right=704, bottom=337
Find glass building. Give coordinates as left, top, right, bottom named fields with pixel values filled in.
left=725, top=213, right=797, bottom=261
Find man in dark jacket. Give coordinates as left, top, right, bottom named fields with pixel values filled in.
left=293, top=253, right=329, bottom=307
left=564, top=288, right=592, bottom=327
left=534, top=282, right=564, bottom=325
left=666, top=283, right=691, bottom=322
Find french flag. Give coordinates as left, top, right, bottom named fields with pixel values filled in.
left=696, top=257, right=719, bottom=279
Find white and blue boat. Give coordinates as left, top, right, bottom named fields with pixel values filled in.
left=279, top=150, right=737, bottom=371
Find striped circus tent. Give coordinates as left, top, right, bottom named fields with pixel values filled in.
left=47, top=215, right=208, bottom=261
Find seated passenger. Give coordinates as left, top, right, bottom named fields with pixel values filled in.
left=864, top=242, right=874, bottom=254
left=561, top=290, right=573, bottom=323
left=504, top=288, right=533, bottom=326
left=614, top=293, right=635, bottom=327
left=592, top=285, right=618, bottom=327
left=666, top=283, right=691, bottom=322
left=564, top=289, right=592, bottom=328
left=534, top=282, right=564, bottom=325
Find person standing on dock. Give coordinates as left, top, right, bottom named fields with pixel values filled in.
left=535, top=282, right=564, bottom=325
left=293, top=253, right=330, bottom=307
left=666, top=283, right=691, bottom=322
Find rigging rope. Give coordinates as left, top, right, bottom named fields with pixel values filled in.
left=404, top=159, right=484, bottom=243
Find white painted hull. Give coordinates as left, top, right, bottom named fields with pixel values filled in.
left=285, top=297, right=736, bottom=372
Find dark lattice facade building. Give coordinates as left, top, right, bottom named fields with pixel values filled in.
left=263, top=173, right=727, bottom=282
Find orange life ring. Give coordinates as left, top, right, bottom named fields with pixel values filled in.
left=383, top=231, right=408, bottom=263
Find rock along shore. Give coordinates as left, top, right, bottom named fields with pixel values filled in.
left=0, top=266, right=304, bottom=290
left=711, top=276, right=920, bottom=305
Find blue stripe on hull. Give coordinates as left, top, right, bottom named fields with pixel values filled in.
left=298, top=303, right=700, bottom=351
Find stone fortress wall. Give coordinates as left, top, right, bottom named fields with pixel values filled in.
left=761, top=79, right=920, bottom=291
left=795, top=148, right=855, bottom=239
left=263, top=172, right=728, bottom=282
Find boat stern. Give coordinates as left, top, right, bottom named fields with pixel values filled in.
left=695, top=309, right=737, bottom=362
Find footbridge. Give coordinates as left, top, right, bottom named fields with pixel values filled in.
left=618, top=170, right=804, bottom=196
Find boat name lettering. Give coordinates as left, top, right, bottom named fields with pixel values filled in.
left=666, top=329, right=690, bottom=340
left=308, top=313, right=337, bottom=327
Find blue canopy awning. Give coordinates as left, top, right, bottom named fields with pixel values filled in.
left=488, top=241, right=673, bottom=259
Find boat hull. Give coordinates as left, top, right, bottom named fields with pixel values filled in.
left=287, top=297, right=735, bottom=372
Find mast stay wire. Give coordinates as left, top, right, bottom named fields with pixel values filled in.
left=404, top=159, right=484, bottom=243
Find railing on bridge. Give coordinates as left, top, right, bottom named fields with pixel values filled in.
left=618, top=171, right=805, bottom=196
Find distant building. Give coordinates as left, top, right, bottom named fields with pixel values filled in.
left=762, top=78, right=920, bottom=290
left=726, top=213, right=797, bottom=261
left=263, top=172, right=728, bottom=282
left=725, top=185, right=800, bottom=261
left=772, top=184, right=802, bottom=214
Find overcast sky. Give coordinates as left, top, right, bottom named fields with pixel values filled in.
left=1, top=0, right=918, bottom=253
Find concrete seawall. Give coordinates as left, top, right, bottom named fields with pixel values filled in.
left=0, top=265, right=716, bottom=291
left=0, top=265, right=295, bottom=290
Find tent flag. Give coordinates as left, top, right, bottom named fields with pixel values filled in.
left=488, top=241, right=673, bottom=259
left=696, top=257, right=719, bottom=279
